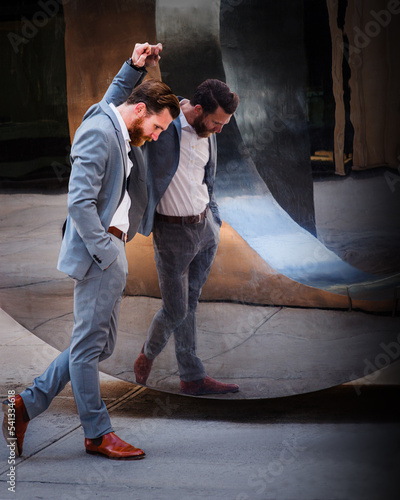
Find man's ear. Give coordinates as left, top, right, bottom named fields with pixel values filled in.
left=134, top=102, right=147, bottom=115
left=194, top=104, right=203, bottom=115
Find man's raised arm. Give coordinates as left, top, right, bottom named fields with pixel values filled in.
left=104, top=42, right=163, bottom=106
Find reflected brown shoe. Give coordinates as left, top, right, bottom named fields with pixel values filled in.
left=2, top=394, right=30, bottom=456
left=85, top=432, right=145, bottom=460
left=180, top=376, right=239, bottom=396
left=134, top=344, right=153, bottom=385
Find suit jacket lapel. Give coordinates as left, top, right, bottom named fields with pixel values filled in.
left=204, top=134, right=217, bottom=187
left=100, top=99, right=127, bottom=171
left=130, top=146, right=146, bottom=181
left=173, top=115, right=182, bottom=141
left=99, top=99, right=127, bottom=206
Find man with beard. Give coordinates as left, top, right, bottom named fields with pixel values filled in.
left=105, top=64, right=240, bottom=395
left=2, top=43, right=180, bottom=459
left=135, top=81, right=241, bottom=396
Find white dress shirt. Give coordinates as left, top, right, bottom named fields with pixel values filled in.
left=109, top=103, right=133, bottom=233
left=157, top=110, right=210, bottom=217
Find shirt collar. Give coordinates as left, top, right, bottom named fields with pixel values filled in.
left=109, top=102, right=130, bottom=143
left=180, top=109, right=195, bottom=132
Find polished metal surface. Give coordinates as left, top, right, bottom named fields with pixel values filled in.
left=0, top=192, right=400, bottom=399
left=1, top=0, right=399, bottom=398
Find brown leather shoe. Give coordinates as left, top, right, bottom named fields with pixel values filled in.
left=134, top=344, right=153, bottom=385
left=2, top=394, right=30, bottom=456
left=85, top=432, right=145, bottom=460
left=180, top=376, right=239, bottom=395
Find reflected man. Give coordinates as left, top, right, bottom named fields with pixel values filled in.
left=107, top=60, right=240, bottom=395
left=2, top=43, right=180, bottom=459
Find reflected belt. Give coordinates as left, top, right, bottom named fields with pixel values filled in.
left=108, top=226, right=127, bottom=243
left=155, top=206, right=209, bottom=225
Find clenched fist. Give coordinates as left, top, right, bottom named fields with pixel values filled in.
left=131, top=42, right=163, bottom=68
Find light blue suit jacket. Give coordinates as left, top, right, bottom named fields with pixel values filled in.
left=57, top=63, right=147, bottom=280
left=104, top=65, right=222, bottom=237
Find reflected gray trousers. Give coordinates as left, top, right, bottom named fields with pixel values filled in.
left=144, top=213, right=220, bottom=382
left=20, top=234, right=128, bottom=439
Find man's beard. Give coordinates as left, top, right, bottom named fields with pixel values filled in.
left=128, top=116, right=151, bottom=146
left=192, top=115, right=212, bottom=138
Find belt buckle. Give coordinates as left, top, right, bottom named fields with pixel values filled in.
left=189, top=214, right=200, bottom=224
left=123, top=233, right=128, bottom=243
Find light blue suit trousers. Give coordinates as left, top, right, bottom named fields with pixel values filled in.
left=20, top=234, right=128, bottom=439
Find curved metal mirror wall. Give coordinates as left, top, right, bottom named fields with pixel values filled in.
left=1, top=0, right=399, bottom=398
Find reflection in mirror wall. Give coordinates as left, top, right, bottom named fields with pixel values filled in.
left=1, top=0, right=399, bottom=398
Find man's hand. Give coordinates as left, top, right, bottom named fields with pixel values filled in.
left=131, top=42, right=162, bottom=68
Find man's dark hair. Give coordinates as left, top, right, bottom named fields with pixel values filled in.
left=190, top=79, right=239, bottom=115
left=126, top=79, right=180, bottom=119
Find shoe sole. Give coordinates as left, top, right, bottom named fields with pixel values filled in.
left=135, top=378, right=148, bottom=386
left=85, top=449, right=146, bottom=460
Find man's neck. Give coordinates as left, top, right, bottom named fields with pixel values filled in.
left=180, top=99, right=195, bottom=126
left=116, top=103, right=133, bottom=130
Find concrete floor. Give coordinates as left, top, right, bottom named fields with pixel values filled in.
left=1, top=309, right=399, bottom=500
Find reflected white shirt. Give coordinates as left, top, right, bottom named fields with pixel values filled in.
left=157, top=111, right=210, bottom=216
left=109, top=103, right=133, bottom=233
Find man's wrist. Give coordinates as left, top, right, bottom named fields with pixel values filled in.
left=126, top=58, right=147, bottom=72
